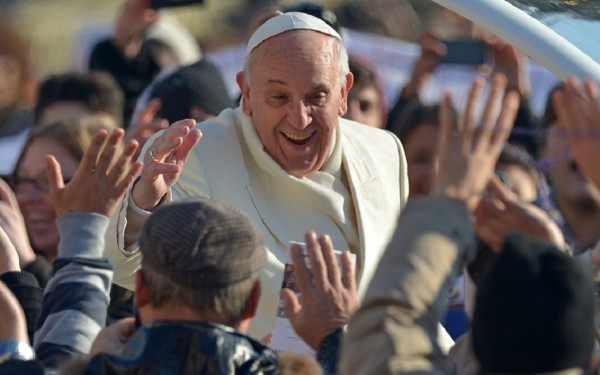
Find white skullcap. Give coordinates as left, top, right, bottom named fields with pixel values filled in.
left=245, top=12, right=342, bottom=59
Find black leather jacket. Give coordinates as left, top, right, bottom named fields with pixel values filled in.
left=84, top=321, right=279, bottom=375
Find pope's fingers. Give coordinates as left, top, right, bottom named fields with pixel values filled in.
left=143, top=162, right=181, bottom=177
left=146, top=137, right=184, bottom=164
left=146, top=119, right=194, bottom=151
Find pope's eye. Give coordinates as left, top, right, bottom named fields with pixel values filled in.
left=310, top=92, right=328, bottom=105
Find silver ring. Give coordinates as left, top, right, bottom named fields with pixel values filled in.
left=149, top=149, right=157, bottom=162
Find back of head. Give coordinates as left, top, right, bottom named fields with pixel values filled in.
left=139, top=197, right=267, bottom=326
left=150, top=60, right=232, bottom=124
left=472, top=232, right=594, bottom=374
left=35, top=72, right=124, bottom=126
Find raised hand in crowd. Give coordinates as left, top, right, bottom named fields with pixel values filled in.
left=401, top=29, right=446, bottom=100
left=491, top=40, right=531, bottom=99
left=89, top=317, right=136, bottom=358
left=552, top=77, right=600, bottom=190
left=0, top=179, right=35, bottom=269
left=0, top=226, right=20, bottom=274
left=47, top=128, right=142, bottom=218
left=433, top=74, right=520, bottom=212
left=475, top=176, right=564, bottom=251
left=124, top=98, right=169, bottom=159
left=281, top=231, right=359, bottom=350
left=132, top=119, right=201, bottom=210
left=112, top=0, right=158, bottom=60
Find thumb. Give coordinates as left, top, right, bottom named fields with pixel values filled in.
left=45, top=155, right=64, bottom=199
left=280, top=288, right=301, bottom=320
left=112, top=317, right=136, bottom=337
left=487, top=175, right=517, bottom=205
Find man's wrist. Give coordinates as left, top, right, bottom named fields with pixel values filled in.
left=316, top=328, right=342, bottom=374
left=0, top=339, right=35, bottom=364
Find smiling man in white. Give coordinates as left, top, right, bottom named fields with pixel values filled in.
left=104, top=12, right=413, bottom=342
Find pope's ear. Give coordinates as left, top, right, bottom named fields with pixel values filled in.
left=339, top=72, right=354, bottom=116
left=237, top=72, right=252, bottom=116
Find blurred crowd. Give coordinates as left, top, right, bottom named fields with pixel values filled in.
left=0, top=1, right=599, bottom=374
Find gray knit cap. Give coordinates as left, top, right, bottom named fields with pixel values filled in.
left=140, top=197, right=267, bottom=288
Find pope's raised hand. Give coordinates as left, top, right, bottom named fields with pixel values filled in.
left=132, top=119, right=202, bottom=210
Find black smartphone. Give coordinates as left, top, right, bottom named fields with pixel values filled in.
left=150, top=0, right=204, bottom=9
left=443, top=40, right=491, bottom=65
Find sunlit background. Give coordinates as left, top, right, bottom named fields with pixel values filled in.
left=1, top=0, right=597, bottom=76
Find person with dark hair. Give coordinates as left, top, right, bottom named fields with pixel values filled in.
left=386, top=28, right=540, bottom=157
left=34, top=72, right=124, bottom=128
left=149, top=59, right=233, bottom=124
left=495, top=143, right=539, bottom=203
left=339, top=77, right=599, bottom=375
left=388, top=101, right=453, bottom=197
left=344, top=57, right=387, bottom=129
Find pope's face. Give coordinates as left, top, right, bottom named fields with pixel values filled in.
left=237, top=30, right=353, bottom=177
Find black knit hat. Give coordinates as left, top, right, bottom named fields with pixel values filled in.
left=472, top=232, right=594, bottom=374
left=140, top=197, right=266, bottom=288
left=151, top=59, right=233, bottom=124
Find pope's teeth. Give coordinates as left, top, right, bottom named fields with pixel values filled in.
left=284, top=132, right=312, bottom=141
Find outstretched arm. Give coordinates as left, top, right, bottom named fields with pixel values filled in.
left=339, top=75, right=519, bottom=375
left=34, top=129, right=142, bottom=368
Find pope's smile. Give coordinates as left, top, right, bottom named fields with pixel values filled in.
left=282, top=131, right=314, bottom=146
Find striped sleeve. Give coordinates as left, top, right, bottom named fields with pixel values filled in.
left=33, top=212, right=114, bottom=368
